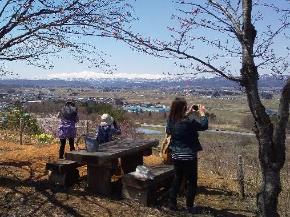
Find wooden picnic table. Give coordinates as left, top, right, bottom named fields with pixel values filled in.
left=65, top=138, right=159, bottom=196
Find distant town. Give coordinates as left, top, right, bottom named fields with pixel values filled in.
left=0, top=75, right=284, bottom=113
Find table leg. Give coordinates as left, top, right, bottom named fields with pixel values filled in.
left=121, top=153, right=143, bottom=174
left=87, top=162, right=112, bottom=196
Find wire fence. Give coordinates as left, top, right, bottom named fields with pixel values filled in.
left=198, top=132, right=290, bottom=216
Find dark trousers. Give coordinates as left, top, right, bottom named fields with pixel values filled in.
left=169, top=158, right=198, bottom=208
left=59, top=138, right=75, bottom=159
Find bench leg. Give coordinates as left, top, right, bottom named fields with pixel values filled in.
left=87, top=162, right=112, bottom=196
left=121, top=153, right=143, bottom=174
left=48, top=169, right=79, bottom=187
left=122, top=184, right=156, bottom=206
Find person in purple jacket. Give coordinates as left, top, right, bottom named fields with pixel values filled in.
left=57, top=101, right=79, bottom=159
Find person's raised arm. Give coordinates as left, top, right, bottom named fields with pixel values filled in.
left=191, top=105, right=208, bottom=131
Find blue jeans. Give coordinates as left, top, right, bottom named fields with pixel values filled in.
left=169, top=158, right=198, bottom=208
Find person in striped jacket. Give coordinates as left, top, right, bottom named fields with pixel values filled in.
left=166, top=97, right=208, bottom=213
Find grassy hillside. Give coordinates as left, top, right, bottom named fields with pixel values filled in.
left=1, top=93, right=288, bottom=216
left=0, top=140, right=258, bottom=217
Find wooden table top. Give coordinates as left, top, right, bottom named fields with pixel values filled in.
left=65, top=138, right=159, bottom=164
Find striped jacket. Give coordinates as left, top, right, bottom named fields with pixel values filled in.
left=166, top=115, right=208, bottom=160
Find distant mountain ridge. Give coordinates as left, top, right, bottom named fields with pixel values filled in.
left=0, top=75, right=286, bottom=90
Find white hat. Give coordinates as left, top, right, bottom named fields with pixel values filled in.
left=100, top=114, right=114, bottom=126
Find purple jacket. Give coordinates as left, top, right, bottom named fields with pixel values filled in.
left=58, top=120, right=77, bottom=139
left=57, top=105, right=79, bottom=139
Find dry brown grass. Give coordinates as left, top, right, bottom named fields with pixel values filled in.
left=0, top=138, right=258, bottom=217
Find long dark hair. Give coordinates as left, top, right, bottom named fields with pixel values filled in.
left=168, top=97, right=187, bottom=123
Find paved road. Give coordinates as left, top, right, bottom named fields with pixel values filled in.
left=206, top=129, right=290, bottom=140
left=139, top=123, right=290, bottom=139
left=206, top=129, right=255, bottom=137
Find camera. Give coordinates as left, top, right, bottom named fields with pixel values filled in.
left=192, top=105, right=199, bottom=111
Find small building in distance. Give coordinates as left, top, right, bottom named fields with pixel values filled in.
left=113, top=98, right=124, bottom=106
left=260, top=92, right=273, bottom=100
left=0, top=93, right=8, bottom=99
left=211, top=90, right=221, bottom=98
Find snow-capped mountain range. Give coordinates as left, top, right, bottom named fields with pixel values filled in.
left=0, top=73, right=287, bottom=90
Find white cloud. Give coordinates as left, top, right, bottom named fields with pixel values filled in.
left=47, top=71, right=168, bottom=80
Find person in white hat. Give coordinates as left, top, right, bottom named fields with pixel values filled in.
left=96, top=113, right=121, bottom=144
left=100, top=113, right=114, bottom=126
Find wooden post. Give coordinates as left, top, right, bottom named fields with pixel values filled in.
left=237, top=155, right=245, bottom=198
left=19, top=118, right=24, bottom=145
left=163, top=112, right=167, bottom=119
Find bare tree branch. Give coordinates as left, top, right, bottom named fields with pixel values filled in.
left=0, top=0, right=135, bottom=75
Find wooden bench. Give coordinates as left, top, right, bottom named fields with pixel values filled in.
left=122, top=164, right=174, bottom=206
left=46, top=159, right=80, bottom=187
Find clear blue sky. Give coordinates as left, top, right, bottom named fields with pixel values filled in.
left=5, top=0, right=290, bottom=79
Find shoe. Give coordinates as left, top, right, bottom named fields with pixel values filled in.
left=187, top=206, right=198, bottom=214
left=168, top=198, right=178, bottom=211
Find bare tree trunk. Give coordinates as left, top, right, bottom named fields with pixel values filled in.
left=257, top=168, right=281, bottom=217
left=240, top=1, right=289, bottom=215
left=245, top=79, right=282, bottom=217
left=242, top=67, right=289, bottom=217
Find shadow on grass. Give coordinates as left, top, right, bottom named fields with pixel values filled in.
left=198, top=185, right=236, bottom=196
left=173, top=185, right=254, bottom=216
left=196, top=186, right=255, bottom=216
left=0, top=160, right=255, bottom=217
left=196, top=206, right=254, bottom=217
left=0, top=161, right=113, bottom=217
left=159, top=198, right=255, bottom=217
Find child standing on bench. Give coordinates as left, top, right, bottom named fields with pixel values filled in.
left=57, top=101, right=79, bottom=159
